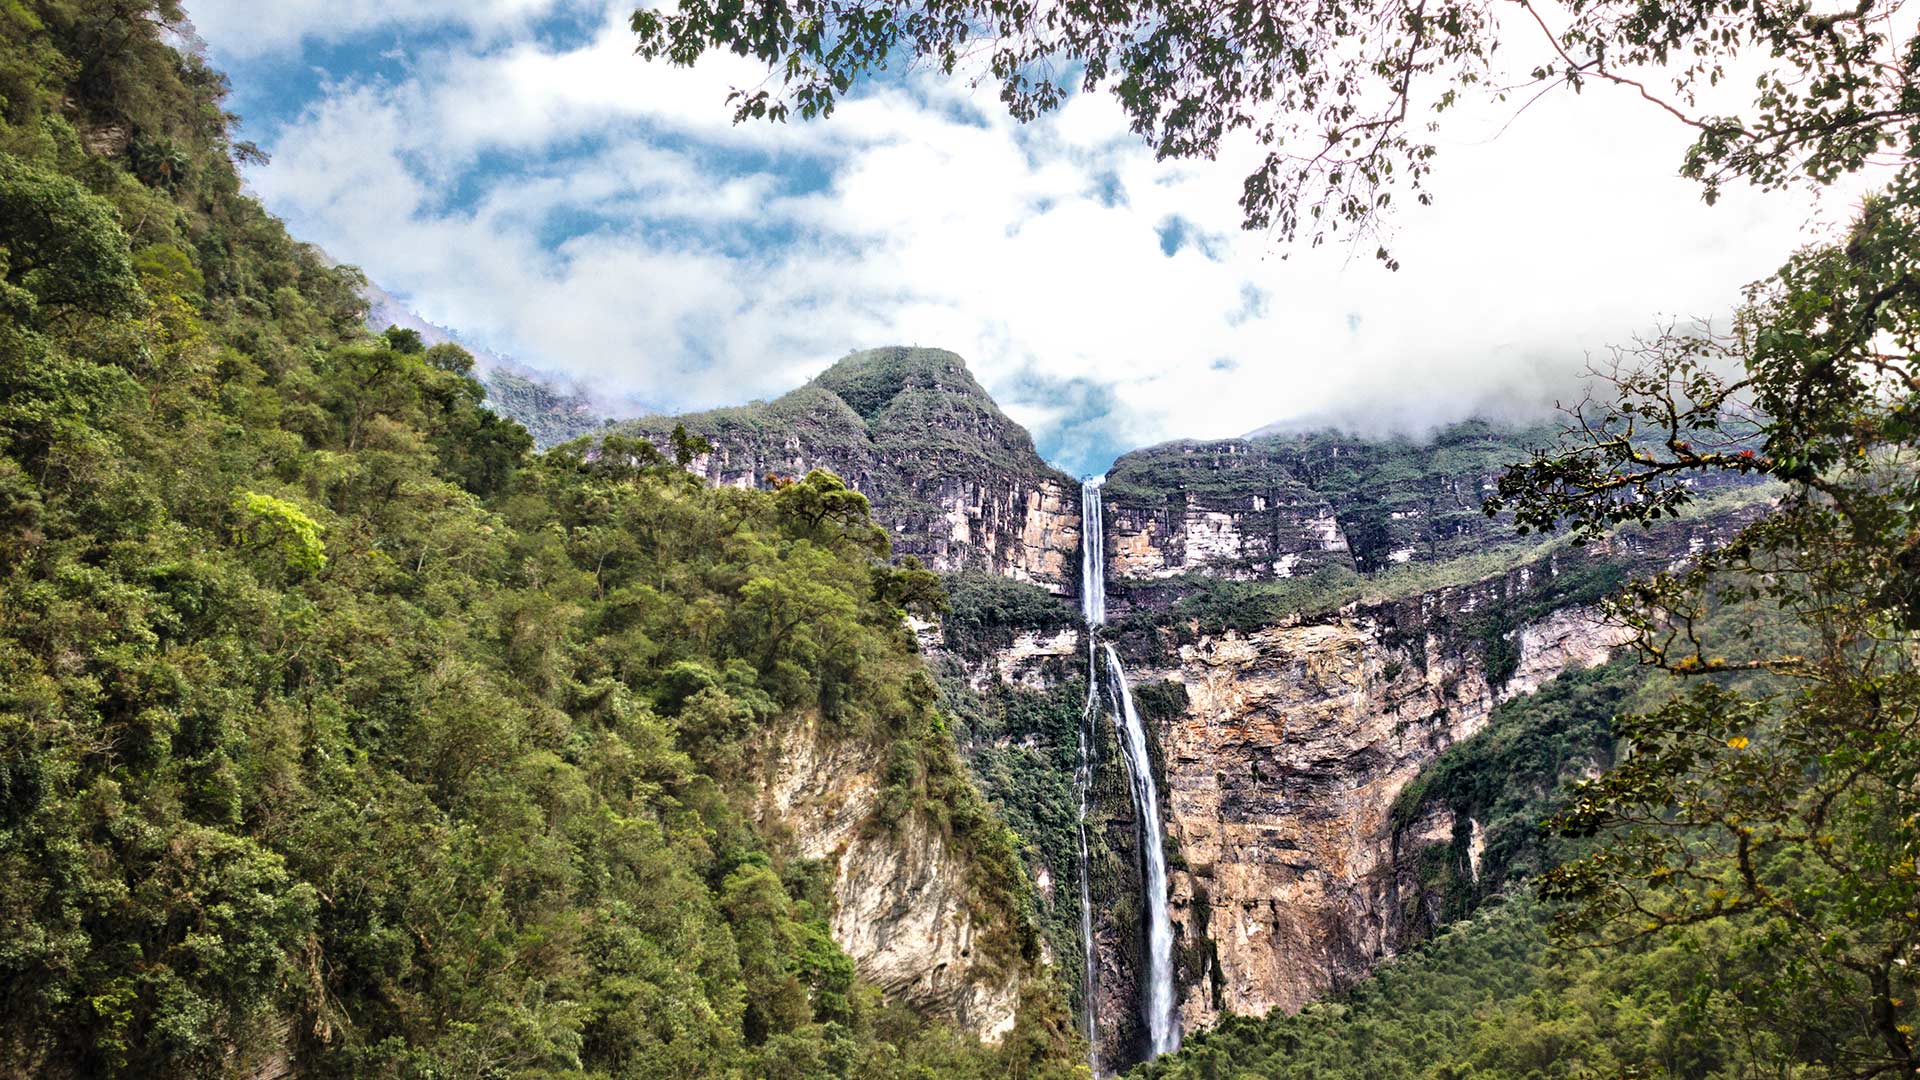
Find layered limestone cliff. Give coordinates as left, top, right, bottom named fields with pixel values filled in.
left=1099, top=426, right=1539, bottom=581
left=1114, top=510, right=1758, bottom=1031
left=1100, top=422, right=1763, bottom=585
left=757, top=715, right=1023, bottom=1042
left=1143, top=595, right=1628, bottom=1027
left=1105, top=477, right=1351, bottom=582
left=622, top=348, right=1084, bottom=593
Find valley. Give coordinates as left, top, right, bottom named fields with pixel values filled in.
left=578, top=346, right=1773, bottom=1073
left=7, top=5, right=1909, bottom=1075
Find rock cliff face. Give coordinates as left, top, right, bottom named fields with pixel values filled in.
left=756, top=715, right=1023, bottom=1042
left=941, top=491, right=1761, bottom=1066
left=1099, top=426, right=1546, bottom=580
left=1117, top=511, right=1756, bottom=1033
left=1144, top=596, right=1626, bottom=1027
left=622, top=348, right=1083, bottom=594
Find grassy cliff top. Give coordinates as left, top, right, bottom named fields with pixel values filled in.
left=809, top=346, right=998, bottom=420
left=621, top=346, right=1072, bottom=481
left=1102, top=419, right=1560, bottom=501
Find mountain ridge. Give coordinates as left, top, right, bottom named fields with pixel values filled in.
left=616, top=346, right=1087, bottom=594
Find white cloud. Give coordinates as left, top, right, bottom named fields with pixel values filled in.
left=185, top=0, right=590, bottom=56
left=229, top=0, right=1877, bottom=472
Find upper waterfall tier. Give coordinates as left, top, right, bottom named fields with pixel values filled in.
left=1081, top=477, right=1107, bottom=626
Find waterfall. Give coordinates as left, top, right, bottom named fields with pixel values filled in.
left=1074, top=639, right=1100, bottom=1059
left=1075, top=479, right=1104, bottom=1061
left=1081, top=479, right=1106, bottom=625
left=1102, top=642, right=1179, bottom=1058
left=1078, top=477, right=1179, bottom=1062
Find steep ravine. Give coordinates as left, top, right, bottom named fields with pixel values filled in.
left=939, top=561, right=1643, bottom=1064
left=637, top=348, right=1770, bottom=1063
left=1111, top=509, right=1756, bottom=1033
left=756, top=715, right=1024, bottom=1041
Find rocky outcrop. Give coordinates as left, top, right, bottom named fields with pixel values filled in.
left=1106, top=483, right=1352, bottom=582
left=1504, top=604, right=1624, bottom=698
left=625, top=348, right=1084, bottom=594
left=989, top=627, right=1084, bottom=691
left=1143, top=598, right=1629, bottom=1028
left=905, top=474, right=1082, bottom=592
left=757, top=715, right=1023, bottom=1042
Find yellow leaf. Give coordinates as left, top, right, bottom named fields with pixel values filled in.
left=1727, top=736, right=1749, bottom=750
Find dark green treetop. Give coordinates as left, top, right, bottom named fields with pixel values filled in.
left=1489, top=185, right=1920, bottom=1074
left=632, top=0, right=1916, bottom=264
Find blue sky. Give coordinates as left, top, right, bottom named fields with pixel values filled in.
left=181, top=0, right=1860, bottom=475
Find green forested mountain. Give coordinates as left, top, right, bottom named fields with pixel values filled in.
left=0, top=5, right=1075, bottom=1076
left=7, top=5, right=1914, bottom=1080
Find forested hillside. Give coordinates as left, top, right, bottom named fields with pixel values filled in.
left=10, top=3, right=1918, bottom=1078
left=0, top=4, right=1074, bottom=1076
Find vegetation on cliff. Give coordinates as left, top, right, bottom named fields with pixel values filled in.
left=621, top=347, right=1072, bottom=489
left=1136, top=895, right=1789, bottom=1079
left=0, top=6, right=1077, bottom=1076
left=1133, top=188, right=1920, bottom=1080
left=935, top=667, right=1092, bottom=1006
left=938, top=572, right=1079, bottom=660
left=1389, top=661, right=1642, bottom=928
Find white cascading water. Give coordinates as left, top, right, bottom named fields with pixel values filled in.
left=1078, top=477, right=1180, bottom=1061
left=1101, top=642, right=1179, bottom=1058
left=1075, top=480, right=1104, bottom=1061
left=1080, top=479, right=1106, bottom=626
left=1074, top=644, right=1100, bottom=1060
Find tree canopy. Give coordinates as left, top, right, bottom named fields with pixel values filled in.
left=1480, top=179, right=1920, bottom=1074
left=632, top=0, right=1917, bottom=264
left=0, top=3, right=1080, bottom=1076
